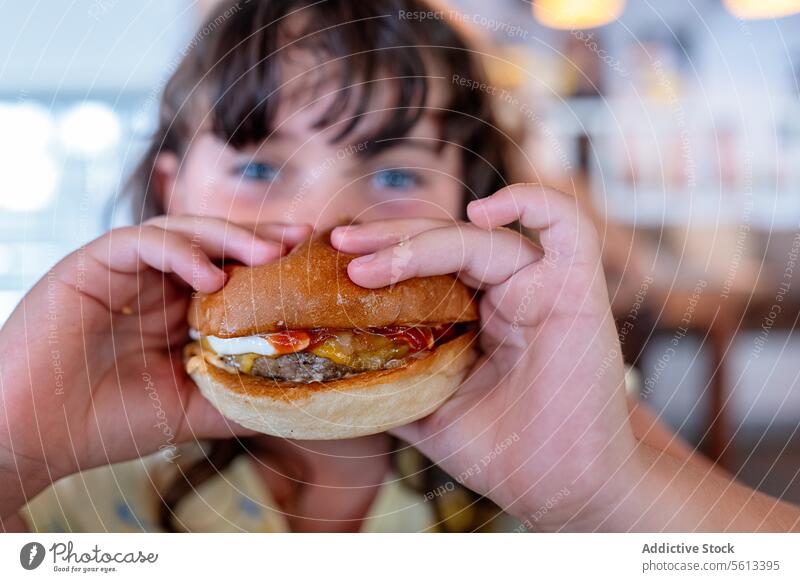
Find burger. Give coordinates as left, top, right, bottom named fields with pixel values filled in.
left=184, top=233, right=479, bottom=439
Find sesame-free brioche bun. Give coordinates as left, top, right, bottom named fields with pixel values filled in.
left=184, top=331, right=477, bottom=439
left=184, top=232, right=480, bottom=440
left=188, top=234, right=479, bottom=337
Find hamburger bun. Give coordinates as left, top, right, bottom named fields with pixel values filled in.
left=184, top=233, right=479, bottom=439
left=184, top=331, right=477, bottom=439
left=188, top=235, right=479, bottom=337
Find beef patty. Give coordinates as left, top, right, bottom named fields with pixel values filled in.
left=223, top=352, right=354, bottom=383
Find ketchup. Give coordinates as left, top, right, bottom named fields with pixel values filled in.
left=266, top=330, right=311, bottom=354
left=272, top=326, right=434, bottom=354
left=376, top=326, right=434, bottom=351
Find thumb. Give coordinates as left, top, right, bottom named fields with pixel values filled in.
left=387, top=420, right=425, bottom=446
left=177, top=387, right=259, bottom=442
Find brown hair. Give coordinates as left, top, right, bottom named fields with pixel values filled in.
left=121, top=0, right=513, bottom=221
left=125, top=0, right=514, bottom=531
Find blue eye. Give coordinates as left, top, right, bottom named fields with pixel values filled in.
left=236, top=162, right=279, bottom=181
left=372, top=169, right=420, bottom=190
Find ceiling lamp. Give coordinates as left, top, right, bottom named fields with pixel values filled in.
left=723, top=0, right=800, bottom=19
left=534, top=0, right=625, bottom=30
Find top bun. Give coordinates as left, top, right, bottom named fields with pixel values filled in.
left=188, top=233, right=479, bottom=337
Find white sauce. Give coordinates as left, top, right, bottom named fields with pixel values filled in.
left=196, top=333, right=279, bottom=356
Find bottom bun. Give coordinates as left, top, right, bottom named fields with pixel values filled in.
left=184, top=331, right=477, bottom=440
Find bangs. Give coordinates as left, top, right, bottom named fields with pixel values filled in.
left=129, top=0, right=509, bottom=222
left=196, top=0, right=437, bottom=152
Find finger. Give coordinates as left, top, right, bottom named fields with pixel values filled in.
left=467, top=184, right=599, bottom=264
left=176, top=380, right=260, bottom=441
left=457, top=271, right=488, bottom=290
left=330, top=218, right=454, bottom=254
left=145, top=216, right=312, bottom=243
left=144, top=216, right=306, bottom=265
left=249, top=222, right=312, bottom=246
left=144, top=224, right=282, bottom=277
left=88, top=226, right=226, bottom=293
left=387, top=421, right=422, bottom=444
left=346, top=224, right=539, bottom=289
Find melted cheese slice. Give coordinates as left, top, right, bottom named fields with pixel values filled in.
left=189, top=327, right=433, bottom=367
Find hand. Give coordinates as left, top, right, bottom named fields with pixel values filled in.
left=331, top=185, right=639, bottom=531
left=599, top=222, right=651, bottom=316
left=0, top=217, right=311, bottom=516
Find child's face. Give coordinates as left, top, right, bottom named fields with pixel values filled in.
left=160, top=66, right=465, bottom=230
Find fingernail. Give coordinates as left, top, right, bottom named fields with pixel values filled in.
left=282, top=225, right=311, bottom=240
left=350, top=253, right=375, bottom=266
left=257, top=239, right=281, bottom=253
left=333, top=225, right=355, bottom=236
left=468, top=199, right=489, bottom=215
left=331, top=226, right=358, bottom=245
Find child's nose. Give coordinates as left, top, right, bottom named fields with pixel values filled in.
left=290, top=187, right=368, bottom=231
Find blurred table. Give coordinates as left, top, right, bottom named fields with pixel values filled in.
left=617, top=258, right=799, bottom=470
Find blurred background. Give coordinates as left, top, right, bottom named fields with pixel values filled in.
left=1, top=1, right=800, bottom=502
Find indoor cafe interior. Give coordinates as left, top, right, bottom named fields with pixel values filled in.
left=1, top=0, right=800, bottom=507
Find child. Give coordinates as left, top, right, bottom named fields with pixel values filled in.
left=1, top=0, right=796, bottom=533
